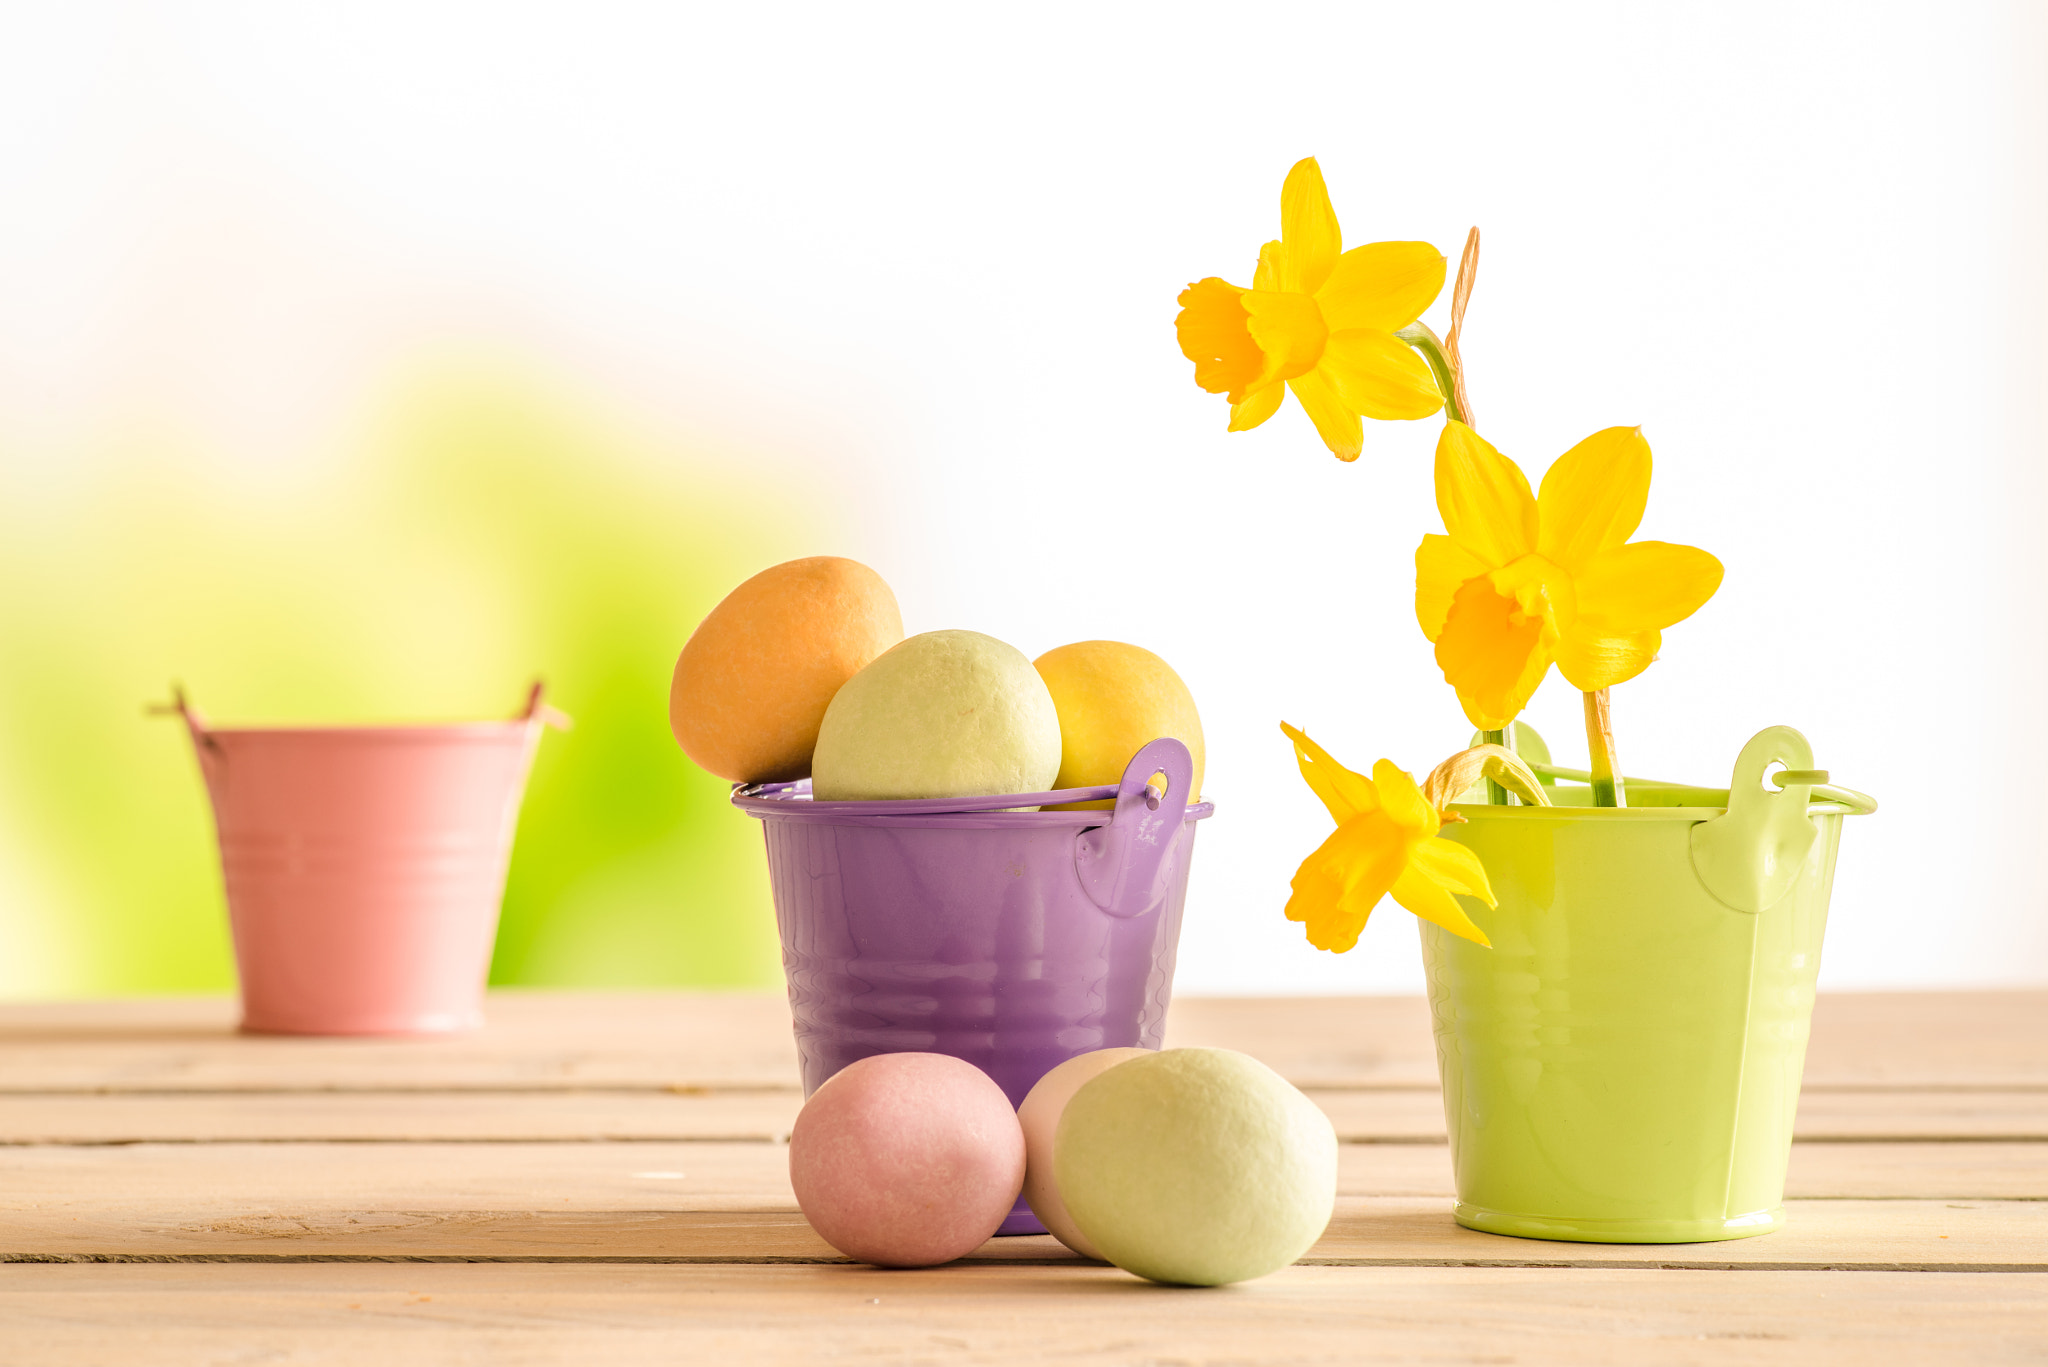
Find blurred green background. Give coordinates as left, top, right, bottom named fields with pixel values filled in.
left=0, top=363, right=799, bottom=997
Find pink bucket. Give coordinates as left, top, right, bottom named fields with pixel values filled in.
left=167, top=685, right=568, bottom=1036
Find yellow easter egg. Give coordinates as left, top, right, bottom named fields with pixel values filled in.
left=669, top=556, right=903, bottom=783
left=1033, top=641, right=1203, bottom=811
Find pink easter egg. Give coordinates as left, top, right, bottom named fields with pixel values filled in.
left=788, top=1052, right=1026, bottom=1268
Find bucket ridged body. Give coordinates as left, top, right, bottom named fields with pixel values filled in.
left=200, top=725, right=541, bottom=1036
left=762, top=815, right=1196, bottom=1106
left=1422, top=803, right=1842, bottom=1243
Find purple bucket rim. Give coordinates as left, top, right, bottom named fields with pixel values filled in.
left=731, top=777, right=1214, bottom=827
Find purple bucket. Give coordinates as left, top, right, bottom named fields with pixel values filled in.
left=733, top=737, right=1213, bottom=1235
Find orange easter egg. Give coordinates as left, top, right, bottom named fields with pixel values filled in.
left=670, top=556, right=904, bottom=783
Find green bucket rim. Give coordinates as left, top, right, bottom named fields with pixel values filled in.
left=1449, top=779, right=1875, bottom=821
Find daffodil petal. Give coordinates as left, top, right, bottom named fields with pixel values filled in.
left=1409, top=837, right=1496, bottom=904
left=1287, top=811, right=1407, bottom=953
left=1421, top=746, right=1548, bottom=811
left=1281, top=721, right=1378, bottom=824
left=1254, top=240, right=1283, bottom=292
left=1434, top=576, right=1554, bottom=730
left=1330, top=812, right=1412, bottom=914
left=1574, top=541, right=1725, bottom=633
left=1556, top=627, right=1661, bottom=692
left=1228, top=383, right=1284, bottom=432
left=1175, top=278, right=1263, bottom=400
left=1415, top=534, right=1487, bottom=641
left=1287, top=370, right=1364, bottom=462
left=1369, top=760, right=1438, bottom=838
left=1241, top=290, right=1329, bottom=391
left=1318, top=330, right=1444, bottom=421
left=1435, top=421, right=1537, bottom=566
left=1317, top=242, right=1447, bottom=332
left=1279, top=157, right=1341, bottom=294
left=1536, top=426, right=1652, bottom=573
left=1391, top=864, right=1492, bottom=947
left=1284, top=827, right=1360, bottom=950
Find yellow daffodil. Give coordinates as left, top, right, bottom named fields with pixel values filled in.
left=1176, top=158, right=1447, bottom=461
left=1281, top=723, right=1496, bottom=952
left=1416, top=421, right=1725, bottom=730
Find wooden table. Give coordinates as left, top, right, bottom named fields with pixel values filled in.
left=2, top=992, right=2044, bottom=1363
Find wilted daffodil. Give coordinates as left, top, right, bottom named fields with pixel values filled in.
left=1176, top=158, right=1447, bottom=461
left=1280, top=723, right=1507, bottom=952
left=1416, top=421, right=1725, bottom=730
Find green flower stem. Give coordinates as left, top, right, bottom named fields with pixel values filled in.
left=1394, top=322, right=1466, bottom=426
left=1481, top=728, right=1510, bottom=805
left=1583, top=688, right=1626, bottom=808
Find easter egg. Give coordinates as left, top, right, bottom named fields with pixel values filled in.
left=1033, top=641, right=1204, bottom=811
left=1017, top=1047, right=1152, bottom=1258
left=811, top=629, right=1061, bottom=801
left=669, top=556, right=903, bottom=783
left=787, top=1052, right=1026, bottom=1268
left=1055, top=1047, right=1336, bottom=1286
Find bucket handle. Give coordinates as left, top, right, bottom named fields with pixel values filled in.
left=1690, top=725, right=1831, bottom=915
left=150, top=682, right=571, bottom=755
left=1073, top=738, right=1195, bottom=920
left=520, top=681, right=574, bottom=731
left=148, top=684, right=224, bottom=788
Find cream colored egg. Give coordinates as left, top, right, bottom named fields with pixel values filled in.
left=811, top=629, right=1061, bottom=801
left=1017, top=1048, right=1153, bottom=1258
left=1056, top=1047, right=1337, bottom=1286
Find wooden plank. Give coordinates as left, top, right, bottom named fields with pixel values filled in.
left=2, top=1139, right=2043, bottom=1210
left=1785, top=1143, right=2048, bottom=1200
left=1311, top=1088, right=2048, bottom=1145
left=0, top=1142, right=808, bottom=1215
left=1805, top=991, right=2048, bottom=1087
left=2, top=1197, right=2042, bottom=1271
left=1175, top=991, right=2048, bottom=1091
left=1794, top=1090, right=2048, bottom=1142
left=1163, top=994, right=1439, bottom=1086
left=4, top=1264, right=2044, bottom=1367
left=7, top=1085, right=2046, bottom=1146
left=0, top=1092, right=804, bottom=1145
left=0, top=993, right=802, bottom=1093
left=4, top=991, right=2040, bottom=1094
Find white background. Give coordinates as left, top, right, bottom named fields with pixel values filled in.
left=3, top=1, right=2044, bottom=993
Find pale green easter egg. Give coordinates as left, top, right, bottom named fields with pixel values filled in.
left=811, top=629, right=1062, bottom=801
left=1055, top=1048, right=1337, bottom=1286
left=1017, top=1047, right=1153, bottom=1259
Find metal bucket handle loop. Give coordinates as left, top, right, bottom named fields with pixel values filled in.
left=1691, top=725, right=1825, bottom=915
left=519, top=681, right=575, bottom=732
left=153, top=683, right=570, bottom=792
left=1073, top=737, right=1195, bottom=920
left=149, top=684, right=224, bottom=791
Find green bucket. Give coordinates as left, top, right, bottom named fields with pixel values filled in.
left=1422, top=725, right=1876, bottom=1244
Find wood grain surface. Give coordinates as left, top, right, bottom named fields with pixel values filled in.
left=6, top=1264, right=2044, bottom=1367
left=0, top=991, right=2041, bottom=1365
